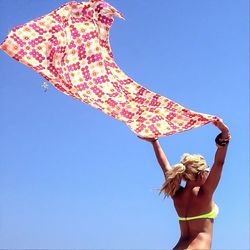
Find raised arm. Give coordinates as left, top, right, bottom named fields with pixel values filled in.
left=203, top=119, right=231, bottom=195
left=138, top=137, right=172, bottom=178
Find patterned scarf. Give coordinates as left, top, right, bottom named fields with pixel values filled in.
left=0, top=0, right=217, bottom=137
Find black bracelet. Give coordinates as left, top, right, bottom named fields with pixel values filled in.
left=215, top=133, right=231, bottom=147
left=152, top=138, right=158, bottom=143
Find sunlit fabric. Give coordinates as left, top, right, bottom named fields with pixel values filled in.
left=0, top=0, right=217, bottom=137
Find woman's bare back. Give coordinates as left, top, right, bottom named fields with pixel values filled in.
left=172, top=187, right=215, bottom=250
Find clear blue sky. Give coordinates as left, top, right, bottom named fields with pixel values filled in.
left=0, top=0, right=249, bottom=249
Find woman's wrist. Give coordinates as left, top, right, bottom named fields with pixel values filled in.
left=220, top=127, right=229, bottom=133
left=151, top=138, right=158, bottom=143
left=221, top=129, right=230, bottom=139
left=215, top=132, right=231, bottom=147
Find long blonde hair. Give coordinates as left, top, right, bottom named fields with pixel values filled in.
left=160, top=153, right=209, bottom=197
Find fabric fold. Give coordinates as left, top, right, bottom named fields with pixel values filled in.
left=0, top=0, right=217, bottom=137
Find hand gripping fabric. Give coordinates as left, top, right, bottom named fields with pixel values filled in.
left=0, top=0, right=218, bottom=137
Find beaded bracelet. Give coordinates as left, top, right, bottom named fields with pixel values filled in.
left=215, top=132, right=231, bottom=147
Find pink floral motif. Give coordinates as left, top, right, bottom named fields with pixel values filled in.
left=98, top=14, right=113, bottom=26
left=99, top=39, right=108, bottom=48
left=68, top=41, right=76, bottom=49
left=137, top=87, right=146, bottom=96
left=82, top=4, right=93, bottom=17
left=28, top=36, right=46, bottom=47
left=70, top=25, right=80, bottom=39
left=133, top=97, right=146, bottom=104
left=149, top=124, right=160, bottom=135
left=64, top=73, right=72, bottom=84
left=110, top=110, right=118, bottom=117
left=166, top=112, right=176, bottom=121
left=76, top=82, right=89, bottom=91
left=77, top=45, right=86, bottom=60
left=57, top=46, right=66, bottom=53
left=13, top=49, right=27, bottom=61
left=29, top=23, right=46, bottom=35
left=183, top=119, right=196, bottom=129
left=48, top=35, right=59, bottom=46
left=48, top=64, right=58, bottom=77
left=29, top=49, right=45, bottom=63
left=71, top=17, right=85, bottom=24
left=106, top=98, right=117, bottom=108
left=54, top=83, right=66, bottom=93
left=93, top=75, right=108, bottom=84
left=107, top=91, right=119, bottom=98
left=112, top=82, right=121, bottom=92
left=91, top=86, right=104, bottom=98
left=150, top=97, right=161, bottom=106
left=62, top=80, right=72, bottom=90
left=135, top=124, right=146, bottom=134
left=81, top=66, right=92, bottom=81
left=166, top=101, right=174, bottom=109
left=118, top=79, right=133, bottom=85
left=10, top=34, right=25, bottom=47
left=95, top=3, right=105, bottom=13
left=82, top=31, right=98, bottom=42
left=197, top=115, right=210, bottom=122
left=50, top=24, right=62, bottom=34
left=67, top=62, right=80, bottom=71
left=168, top=122, right=178, bottom=130
left=182, top=109, right=196, bottom=118
left=48, top=48, right=56, bottom=62
left=104, top=61, right=116, bottom=74
left=62, top=17, right=69, bottom=28
left=87, top=53, right=102, bottom=64
left=135, top=108, right=144, bottom=116
left=121, top=109, right=134, bottom=119
left=150, top=115, right=163, bottom=123
left=33, top=65, right=45, bottom=71
left=51, top=13, right=62, bottom=23
left=136, top=116, right=147, bottom=123
left=124, top=78, right=133, bottom=84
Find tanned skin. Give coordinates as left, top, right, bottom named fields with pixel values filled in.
left=139, top=119, right=230, bottom=250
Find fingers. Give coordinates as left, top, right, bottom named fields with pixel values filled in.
left=213, top=118, right=225, bottom=127
left=213, top=118, right=230, bottom=133
left=213, top=118, right=223, bottom=126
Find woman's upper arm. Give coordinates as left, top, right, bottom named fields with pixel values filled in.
left=152, top=140, right=172, bottom=177
left=202, top=163, right=223, bottom=195
left=202, top=146, right=228, bottom=195
left=163, top=164, right=172, bottom=179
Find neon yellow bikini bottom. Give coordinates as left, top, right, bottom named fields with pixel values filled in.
left=178, top=204, right=219, bottom=221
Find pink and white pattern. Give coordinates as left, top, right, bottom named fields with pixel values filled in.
left=0, top=0, right=217, bottom=137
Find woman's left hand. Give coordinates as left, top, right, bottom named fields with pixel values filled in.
left=137, top=136, right=158, bottom=143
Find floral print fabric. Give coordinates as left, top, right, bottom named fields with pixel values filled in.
left=0, top=0, right=217, bottom=137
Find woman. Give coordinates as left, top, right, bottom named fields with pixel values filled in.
left=140, top=119, right=230, bottom=250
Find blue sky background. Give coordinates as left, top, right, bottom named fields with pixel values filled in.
left=0, top=0, right=249, bottom=249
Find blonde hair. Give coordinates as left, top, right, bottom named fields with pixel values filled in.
left=160, top=153, right=209, bottom=197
